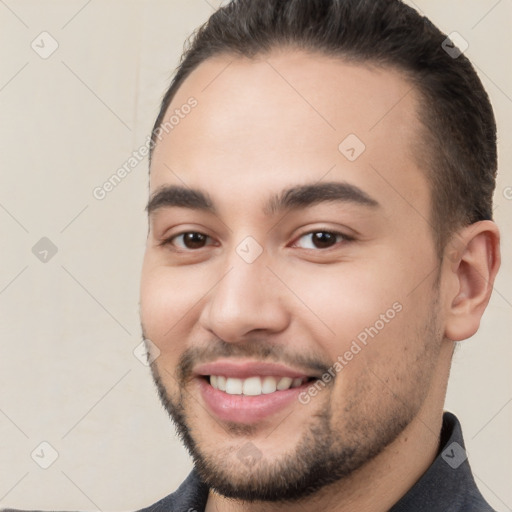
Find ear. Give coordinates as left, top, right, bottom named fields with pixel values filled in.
left=443, top=221, right=501, bottom=342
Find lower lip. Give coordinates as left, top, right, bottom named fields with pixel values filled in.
left=197, top=378, right=310, bottom=424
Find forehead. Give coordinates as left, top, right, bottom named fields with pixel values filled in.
left=150, top=50, right=429, bottom=219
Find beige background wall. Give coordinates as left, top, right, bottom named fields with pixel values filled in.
left=0, top=1, right=510, bottom=510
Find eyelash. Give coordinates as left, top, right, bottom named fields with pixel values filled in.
left=159, top=232, right=216, bottom=251
left=291, top=230, right=353, bottom=250
left=160, top=229, right=353, bottom=252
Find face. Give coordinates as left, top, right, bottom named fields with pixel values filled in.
left=140, top=50, right=447, bottom=501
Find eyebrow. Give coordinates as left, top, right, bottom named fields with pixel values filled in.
left=264, top=182, right=380, bottom=215
left=146, top=185, right=215, bottom=215
left=146, top=182, right=380, bottom=216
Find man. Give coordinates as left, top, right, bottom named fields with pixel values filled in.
left=139, top=0, right=501, bottom=510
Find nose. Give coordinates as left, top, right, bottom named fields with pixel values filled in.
left=198, top=255, right=290, bottom=343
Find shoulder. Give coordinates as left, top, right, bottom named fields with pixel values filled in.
left=1, top=471, right=208, bottom=512
left=136, top=469, right=209, bottom=512
left=390, top=412, right=497, bottom=512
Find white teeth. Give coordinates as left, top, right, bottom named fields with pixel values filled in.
left=242, top=376, right=262, bottom=396
left=292, top=378, right=303, bottom=388
left=276, top=377, right=293, bottom=390
left=217, top=375, right=226, bottom=391
left=225, top=377, right=243, bottom=395
left=209, top=375, right=306, bottom=395
left=261, top=376, right=277, bottom=394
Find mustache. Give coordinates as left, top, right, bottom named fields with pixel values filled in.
left=175, top=338, right=332, bottom=384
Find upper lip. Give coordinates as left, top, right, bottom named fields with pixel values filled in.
left=194, top=359, right=315, bottom=379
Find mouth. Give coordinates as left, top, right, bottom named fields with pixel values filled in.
left=193, top=360, right=321, bottom=424
left=205, top=374, right=316, bottom=395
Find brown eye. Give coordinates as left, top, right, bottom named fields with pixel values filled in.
left=172, top=232, right=211, bottom=250
left=295, top=231, right=345, bottom=250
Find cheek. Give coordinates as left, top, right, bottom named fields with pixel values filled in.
left=281, top=252, right=434, bottom=364
left=140, top=257, right=209, bottom=351
left=282, top=261, right=401, bottom=346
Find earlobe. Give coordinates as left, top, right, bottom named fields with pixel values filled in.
left=444, top=221, right=501, bottom=342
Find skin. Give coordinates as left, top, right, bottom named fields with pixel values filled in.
left=140, top=49, right=500, bottom=512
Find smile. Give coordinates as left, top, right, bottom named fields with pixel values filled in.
left=208, top=375, right=312, bottom=395
left=193, top=360, right=320, bottom=423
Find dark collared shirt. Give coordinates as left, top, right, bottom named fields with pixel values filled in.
left=138, top=412, right=497, bottom=512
